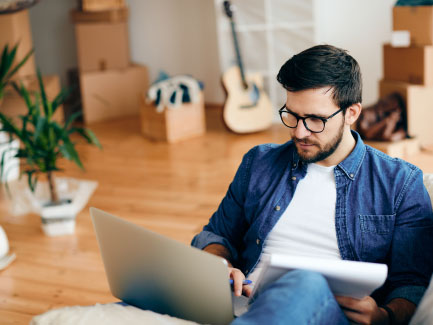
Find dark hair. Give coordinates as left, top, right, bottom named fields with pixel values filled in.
left=276, top=45, right=362, bottom=110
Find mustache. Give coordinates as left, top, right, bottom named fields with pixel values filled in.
left=293, top=138, right=318, bottom=146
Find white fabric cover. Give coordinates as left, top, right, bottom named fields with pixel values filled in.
left=30, top=303, right=200, bottom=325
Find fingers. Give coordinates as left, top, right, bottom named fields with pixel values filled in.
left=230, top=268, right=245, bottom=296
left=341, top=309, right=365, bottom=324
left=335, top=295, right=383, bottom=324
left=242, top=284, right=253, bottom=297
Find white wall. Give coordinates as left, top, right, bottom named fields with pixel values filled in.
left=127, top=0, right=223, bottom=104
left=314, top=0, right=396, bottom=106
left=29, top=0, right=77, bottom=86
left=27, top=0, right=395, bottom=107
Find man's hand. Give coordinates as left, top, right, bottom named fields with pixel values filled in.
left=335, top=295, right=388, bottom=325
left=229, top=266, right=252, bottom=297
left=203, top=244, right=252, bottom=297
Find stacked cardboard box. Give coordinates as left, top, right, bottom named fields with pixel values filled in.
left=71, top=2, right=148, bottom=124
left=374, top=5, right=433, bottom=155
left=0, top=9, right=62, bottom=123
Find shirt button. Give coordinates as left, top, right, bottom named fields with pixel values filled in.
left=256, top=239, right=260, bottom=245
left=293, top=163, right=297, bottom=167
left=291, top=176, right=297, bottom=181
left=275, top=205, right=281, bottom=211
left=350, top=173, right=354, bottom=178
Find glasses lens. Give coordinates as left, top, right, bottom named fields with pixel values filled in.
left=304, top=117, right=325, bottom=132
left=280, top=111, right=298, bottom=128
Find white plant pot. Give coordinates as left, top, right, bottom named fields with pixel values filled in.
left=40, top=200, right=77, bottom=236
left=6, top=177, right=98, bottom=236
left=0, top=138, right=20, bottom=183
left=0, top=225, right=16, bottom=270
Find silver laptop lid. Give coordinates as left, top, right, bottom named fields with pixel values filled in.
left=90, top=207, right=234, bottom=324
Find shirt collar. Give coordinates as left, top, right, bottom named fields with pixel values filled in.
left=290, top=130, right=366, bottom=180
left=337, top=130, right=366, bottom=181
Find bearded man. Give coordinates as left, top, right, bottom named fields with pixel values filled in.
left=192, top=45, right=433, bottom=325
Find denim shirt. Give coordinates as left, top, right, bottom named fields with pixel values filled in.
left=191, top=131, right=433, bottom=305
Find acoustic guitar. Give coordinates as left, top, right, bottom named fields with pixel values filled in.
left=222, top=1, right=273, bottom=134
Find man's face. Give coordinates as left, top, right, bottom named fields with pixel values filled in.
left=285, top=88, right=346, bottom=164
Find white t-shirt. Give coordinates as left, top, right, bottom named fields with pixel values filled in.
left=248, top=163, right=342, bottom=282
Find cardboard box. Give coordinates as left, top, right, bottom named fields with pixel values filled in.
left=383, top=44, right=433, bottom=85
left=70, top=7, right=128, bottom=23
left=80, top=64, right=149, bottom=124
left=80, top=0, right=126, bottom=12
left=380, top=79, right=433, bottom=146
left=0, top=75, right=63, bottom=125
left=365, top=137, right=420, bottom=158
left=140, top=92, right=206, bottom=143
left=0, top=9, right=36, bottom=79
left=74, top=22, right=129, bottom=72
left=393, top=5, right=433, bottom=45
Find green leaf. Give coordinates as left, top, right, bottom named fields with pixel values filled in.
left=0, top=113, right=22, bottom=141
left=69, top=127, right=102, bottom=149
left=0, top=145, right=17, bottom=179
left=51, top=87, right=72, bottom=115
left=12, top=81, right=34, bottom=115
left=25, top=169, right=38, bottom=192
left=64, top=111, right=82, bottom=130
left=34, top=115, right=47, bottom=142
left=59, top=138, right=83, bottom=169
left=0, top=45, right=16, bottom=81
left=4, top=47, right=34, bottom=81
left=36, top=69, right=50, bottom=119
left=0, top=44, right=11, bottom=80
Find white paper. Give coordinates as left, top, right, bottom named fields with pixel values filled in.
left=251, top=254, right=388, bottom=299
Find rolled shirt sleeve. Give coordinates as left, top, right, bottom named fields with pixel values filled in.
left=191, top=147, right=257, bottom=266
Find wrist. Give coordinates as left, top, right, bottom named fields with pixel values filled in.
left=380, top=305, right=396, bottom=325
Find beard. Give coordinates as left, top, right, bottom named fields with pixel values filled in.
left=294, top=120, right=345, bottom=164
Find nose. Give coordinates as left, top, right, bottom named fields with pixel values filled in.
left=294, top=119, right=311, bottom=139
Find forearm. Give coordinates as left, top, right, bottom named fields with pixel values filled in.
left=381, top=298, right=416, bottom=325
left=203, top=243, right=234, bottom=267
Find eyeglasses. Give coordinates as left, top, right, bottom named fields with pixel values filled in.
left=279, top=105, right=345, bottom=133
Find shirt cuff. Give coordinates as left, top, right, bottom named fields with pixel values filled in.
left=385, top=285, right=427, bottom=306
left=191, top=230, right=239, bottom=262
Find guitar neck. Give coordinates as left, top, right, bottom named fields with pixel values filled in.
left=229, top=20, right=248, bottom=89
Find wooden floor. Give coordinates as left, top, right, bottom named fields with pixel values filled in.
left=1, top=110, right=433, bottom=324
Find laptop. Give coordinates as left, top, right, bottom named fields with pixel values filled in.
left=90, top=207, right=235, bottom=324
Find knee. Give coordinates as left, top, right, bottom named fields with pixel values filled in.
left=278, top=269, right=329, bottom=293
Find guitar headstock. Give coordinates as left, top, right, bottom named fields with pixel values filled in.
left=223, top=1, right=234, bottom=19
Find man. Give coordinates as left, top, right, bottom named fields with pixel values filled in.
left=191, top=45, right=433, bottom=324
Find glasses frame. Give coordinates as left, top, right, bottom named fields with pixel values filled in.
left=278, top=105, right=345, bottom=133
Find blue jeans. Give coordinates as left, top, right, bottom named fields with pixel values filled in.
left=232, top=270, right=350, bottom=325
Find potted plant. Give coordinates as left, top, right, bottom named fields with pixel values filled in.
left=0, top=44, right=34, bottom=182
left=0, top=69, right=102, bottom=236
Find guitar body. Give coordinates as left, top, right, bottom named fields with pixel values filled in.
left=222, top=66, right=273, bottom=133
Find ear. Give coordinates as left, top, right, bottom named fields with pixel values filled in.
left=345, top=103, right=362, bottom=126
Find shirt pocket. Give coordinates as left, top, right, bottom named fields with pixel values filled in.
left=359, top=214, right=395, bottom=262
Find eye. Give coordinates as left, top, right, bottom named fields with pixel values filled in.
left=307, top=117, right=324, bottom=124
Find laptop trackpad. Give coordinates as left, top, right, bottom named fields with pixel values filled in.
left=233, top=294, right=249, bottom=317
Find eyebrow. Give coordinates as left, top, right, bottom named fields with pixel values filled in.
left=283, top=106, right=328, bottom=119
